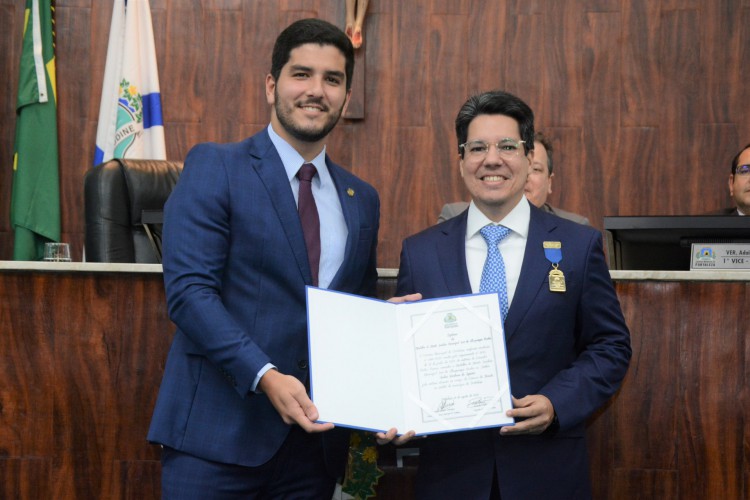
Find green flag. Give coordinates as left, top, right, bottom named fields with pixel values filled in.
left=11, top=0, right=61, bottom=261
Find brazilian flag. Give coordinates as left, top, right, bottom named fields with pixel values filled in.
left=11, top=0, right=60, bottom=261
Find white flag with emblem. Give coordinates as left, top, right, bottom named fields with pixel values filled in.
left=94, top=0, right=166, bottom=165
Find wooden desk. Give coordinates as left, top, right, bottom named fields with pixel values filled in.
left=589, top=270, right=750, bottom=499
left=0, top=262, right=168, bottom=499
left=0, top=263, right=747, bottom=499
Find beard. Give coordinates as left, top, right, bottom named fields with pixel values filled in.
left=274, top=89, right=345, bottom=143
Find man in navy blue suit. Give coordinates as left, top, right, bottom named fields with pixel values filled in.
left=381, top=90, right=631, bottom=499
left=148, top=18, right=380, bottom=498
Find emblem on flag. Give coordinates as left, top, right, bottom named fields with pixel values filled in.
left=115, top=79, right=144, bottom=157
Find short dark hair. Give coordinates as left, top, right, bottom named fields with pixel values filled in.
left=455, top=90, right=535, bottom=158
left=731, top=143, right=750, bottom=174
left=270, top=18, right=355, bottom=92
left=534, top=131, right=554, bottom=175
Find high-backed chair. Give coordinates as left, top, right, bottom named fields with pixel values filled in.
left=84, top=158, right=183, bottom=263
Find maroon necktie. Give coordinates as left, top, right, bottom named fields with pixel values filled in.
left=297, top=163, right=320, bottom=286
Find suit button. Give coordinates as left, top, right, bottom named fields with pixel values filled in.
left=297, top=360, right=308, bottom=370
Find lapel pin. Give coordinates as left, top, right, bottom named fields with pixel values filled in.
left=347, top=188, right=355, bottom=197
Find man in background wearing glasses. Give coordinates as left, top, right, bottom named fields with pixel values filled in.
left=382, top=90, right=632, bottom=499
left=708, top=143, right=750, bottom=215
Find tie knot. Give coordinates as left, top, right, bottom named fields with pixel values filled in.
left=298, top=163, right=317, bottom=182
left=480, top=225, right=510, bottom=245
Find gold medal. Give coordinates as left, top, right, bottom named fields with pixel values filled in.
left=548, top=265, right=566, bottom=292
left=544, top=242, right=565, bottom=292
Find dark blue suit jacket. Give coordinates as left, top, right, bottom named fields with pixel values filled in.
left=396, top=203, right=631, bottom=499
left=148, top=129, right=379, bottom=476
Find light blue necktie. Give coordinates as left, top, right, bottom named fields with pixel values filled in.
left=479, top=225, right=511, bottom=321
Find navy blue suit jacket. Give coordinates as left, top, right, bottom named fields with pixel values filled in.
left=148, top=129, right=379, bottom=476
left=396, top=203, right=631, bottom=499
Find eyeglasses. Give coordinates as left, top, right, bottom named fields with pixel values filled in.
left=459, top=138, right=526, bottom=160
left=735, top=164, right=750, bottom=176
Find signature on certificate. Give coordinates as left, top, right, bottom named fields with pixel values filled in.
left=436, top=398, right=456, bottom=412
left=467, top=396, right=494, bottom=411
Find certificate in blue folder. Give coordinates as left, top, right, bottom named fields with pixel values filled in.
left=306, top=287, right=514, bottom=436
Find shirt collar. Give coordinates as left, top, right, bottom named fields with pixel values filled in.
left=267, top=124, right=330, bottom=184
left=466, top=196, right=531, bottom=239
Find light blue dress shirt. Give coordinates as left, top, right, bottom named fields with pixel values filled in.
left=267, top=124, right=348, bottom=288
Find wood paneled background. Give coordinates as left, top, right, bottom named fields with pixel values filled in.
left=2, top=0, right=750, bottom=268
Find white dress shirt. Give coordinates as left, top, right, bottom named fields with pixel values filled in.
left=465, top=197, right=531, bottom=307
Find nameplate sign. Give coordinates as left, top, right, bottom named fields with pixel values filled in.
left=691, top=243, right=750, bottom=270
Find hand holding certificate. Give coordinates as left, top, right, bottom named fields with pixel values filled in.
left=306, top=288, right=514, bottom=436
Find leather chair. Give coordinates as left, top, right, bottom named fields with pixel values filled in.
left=84, top=158, right=183, bottom=263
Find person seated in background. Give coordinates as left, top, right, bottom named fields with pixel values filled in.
left=438, top=131, right=590, bottom=225
left=707, top=143, right=750, bottom=216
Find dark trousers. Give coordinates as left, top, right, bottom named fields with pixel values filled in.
left=161, top=427, right=337, bottom=500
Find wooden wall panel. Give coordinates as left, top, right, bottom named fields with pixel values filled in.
left=582, top=12, right=620, bottom=225
left=661, top=0, right=701, bottom=11
left=241, top=2, right=280, bottom=126
left=541, top=127, right=584, bottom=215
left=505, top=12, right=542, bottom=117
left=88, top=3, right=115, bottom=128
left=55, top=5, right=91, bottom=260
left=2, top=1, right=750, bottom=263
left=346, top=11, right=398, bottom=264
left=430, top=0, right=468, bottom=15
left=621, top=0, right=660, bottom=128
left=617, top=127, right=659, bottom=215
left=202, top=0, right=242, bottom=10
left=386, top=127, right=435, bottom=260
left=202, top=9, right=245, bottom=141
left=394, top=2, right=428, bottom=128
left=659, top=9, right=701, bottom=216
left=280, top=0, right=321, bottom=12
left=614, top=0, right=663, bottom=215
left=584, top=0, right=620, bottom=9
left=0, top=458, right=51, bottom=500
left=701, top=1, right=741, bottom=124
left=466, top=1, right=506, bottom=95
left=163, top=6, right=205, bottom=124
left=699, top=123, right=740, bottom=215
left=0, top=2, right=21, bottom=247
left=543, top=0, right=586, bottom=128
left=739, top=8, right=750, bottom=142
